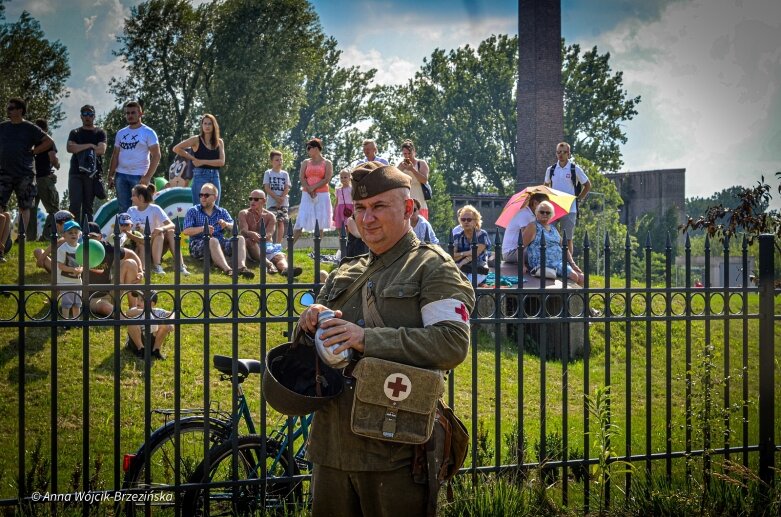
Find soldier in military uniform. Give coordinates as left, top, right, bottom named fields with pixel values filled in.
left=296, top=161, right=475, bottom=516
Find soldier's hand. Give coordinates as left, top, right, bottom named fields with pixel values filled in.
left=320, top=318, right=365, bottom=354
left=299, top=304, right=343, bottom=335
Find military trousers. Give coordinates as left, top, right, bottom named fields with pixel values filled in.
left=311, top=463, right=429, bottom=517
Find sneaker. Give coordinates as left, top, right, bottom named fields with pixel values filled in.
left=280, top=267, right=303, bottom=278
left=178, top=265, right=191, bottom=276
left=151, top=264, right=165, bottom=275
left=152, top=349, right=166, bottom=360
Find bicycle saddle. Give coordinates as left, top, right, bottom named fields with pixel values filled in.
left=213, top=355, right=263, bottom=381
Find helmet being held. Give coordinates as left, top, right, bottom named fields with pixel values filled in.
left=263, top=338, right=344, bottom=416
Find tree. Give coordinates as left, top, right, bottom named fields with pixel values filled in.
left=0, top=9, right=70, bottom=127
left=370, top=34, right=517, bottom=195
left=111, top=0, right=212, bottom=172
left=562, top=43, right=640, bottom=171
left=284, top=37, right=377, bottom=205
left=370, top=36, right=641, bottom=197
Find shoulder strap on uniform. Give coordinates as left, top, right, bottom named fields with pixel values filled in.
left=549, top=165, right=556, bottom=178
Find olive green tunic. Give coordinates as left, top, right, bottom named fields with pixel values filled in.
left=306, top=231, right=475, bottom=471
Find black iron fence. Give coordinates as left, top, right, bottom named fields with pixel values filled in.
left=0, top=218, right=778, bottom=514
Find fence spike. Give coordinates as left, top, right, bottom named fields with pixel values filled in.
left=113, top=214, right=120, bottom=237
left=705, top=234, right=711, bottom=251
left=604, top=231, right=611, bottom=249
left=144, top=217, right=151, bottom=236
left=645, top=232, right=652, bottom=249
left=665, top=232, right=671, bottom=251
left=685, top=232, right=691, bottom=250
left=583, top=231, right=590, bottom=249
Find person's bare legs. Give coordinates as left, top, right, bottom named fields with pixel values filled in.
left=208, top=238, right=231, bottom=272
left=236, top=235, right=248, bottom=270
left=275, top=221, right=285, bottom=244
left=151, top=232, right=166, bottom=267
left=0, top=212, right=10, bottom=255
left=153, top=324, right=173, bottom=352
left=163, top=229, right=185, bottom=268
left=34, top=249, right=53, bottom=272
left=246, top=240, right=261, bottom=263
left=292, top=228, right=303, bottom=245
left=127, top=324, right=143, bottom=350
left=19, top=208, right=31, bottom=239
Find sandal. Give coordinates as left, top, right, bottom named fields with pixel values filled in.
left=238, top=267, right=255, bottom=279
left=223, top=269, right=233, bottom=276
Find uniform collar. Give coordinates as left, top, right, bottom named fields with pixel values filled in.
left=369, top=230, right=418, bottom=266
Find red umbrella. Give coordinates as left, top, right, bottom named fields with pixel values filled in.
left=495, top=185, right=575, bottom=228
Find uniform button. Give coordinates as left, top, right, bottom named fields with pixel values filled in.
left=357, top=319, right=365, bottom=327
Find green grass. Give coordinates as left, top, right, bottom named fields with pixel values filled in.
left=1, top=240, right=779, bottom=512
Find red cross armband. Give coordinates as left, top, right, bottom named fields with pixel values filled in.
left=421, top=299, right=471, bottom=327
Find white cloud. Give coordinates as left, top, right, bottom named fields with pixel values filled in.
left=340, top=46, right=418, bottom=86
left=83, top=15, right=97, bottom=34
left=580, top=0, right=781, bottom=207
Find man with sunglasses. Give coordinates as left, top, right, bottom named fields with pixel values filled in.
left=66, top=104, right=107, bottom=224
left=238, top=189, right=302, bottom=277
left=0, top=97, right=54, bottom=261
left=182, top=183, right=255, bottom=278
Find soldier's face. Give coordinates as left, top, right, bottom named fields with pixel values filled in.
left=354, top=189, right=413, bottom=255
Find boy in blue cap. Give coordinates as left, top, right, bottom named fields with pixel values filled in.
left=57, top=220, right=83, bottom=319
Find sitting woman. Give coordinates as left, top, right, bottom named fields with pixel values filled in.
left=451, top=204, right=491, bottom=275
left=125, top=183, right=189, bottom=275
left=522, top=200, right=584, bottom=286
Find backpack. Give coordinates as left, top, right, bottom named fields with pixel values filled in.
left=549, top=162, right=582, bottom=196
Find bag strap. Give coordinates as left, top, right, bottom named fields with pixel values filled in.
left=361, top=280, right=386, bottom=328
left=571, top=162, right=578, bottom=188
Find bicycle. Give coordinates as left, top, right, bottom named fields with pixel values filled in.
left=121, top=354, right=310, bottom=515
left=181, top=413, right=312, bottom=515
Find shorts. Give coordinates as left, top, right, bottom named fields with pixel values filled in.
left=269, top=205, right=289, bottom=223
left=558, top=212, right=577, bottom=242
left=61, top=291, right=83, bottom=310
left=189, top=237, right=233, bottom=260
left=0, top=174, right=37, bottom=210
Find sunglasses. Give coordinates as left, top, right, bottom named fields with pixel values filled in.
left=248, top=196, right=264, bottom=201
left=538, top=211, right=552, bottom=215
left=460, top=217, right=473, bottom=223
left=199, top=193, right=213, bottom=198
left=81, top=112, right=95, bottom=117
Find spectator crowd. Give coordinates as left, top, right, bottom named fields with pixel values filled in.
left=1, top=96, right=592, bottom=360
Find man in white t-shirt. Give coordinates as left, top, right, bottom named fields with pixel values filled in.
left=107, top=101, right=161, bottom=213
left=502, top=192, right=549, bottom=264
left=543, top=142, right=591, bottom=256
left=262, top=149, right=291, bottom=243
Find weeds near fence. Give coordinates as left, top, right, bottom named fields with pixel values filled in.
left=585, top=385, right=632, bottom=514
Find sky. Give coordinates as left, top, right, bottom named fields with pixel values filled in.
left=5, top=0, right=781, bottom=208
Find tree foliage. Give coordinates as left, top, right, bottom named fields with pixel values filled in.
left=369, top=36, right=641, bottom=197
left=110, top=0, right=374, bottom=215
left=562, top=43, right=640, bottom=171
left=0, top=9, right=70, bottom=127
left=370, top=34, right=517, bottom=195
left=681, top=173, right=781, bottom=253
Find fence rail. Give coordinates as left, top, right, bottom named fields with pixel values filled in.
left=0, top=220, right=778, bottom=513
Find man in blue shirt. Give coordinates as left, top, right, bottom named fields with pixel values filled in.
left=182, top=182, right=254, bottom=278
left=360, top=139, right=389, bottom=165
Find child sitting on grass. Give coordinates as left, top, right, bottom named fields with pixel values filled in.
left=125, top=290, right=173, bottom=360
left=57, top=220, right=83, bottom=319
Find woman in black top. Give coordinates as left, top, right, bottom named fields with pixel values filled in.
left=172, top=114, right=225, bottom=205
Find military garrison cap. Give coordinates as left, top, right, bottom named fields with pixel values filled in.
left=351, top=161, right=410, bottom=201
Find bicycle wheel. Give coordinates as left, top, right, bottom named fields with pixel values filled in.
left=122, top=417, right=231, bottom=515
left=182, top=434, right=303, bottom=516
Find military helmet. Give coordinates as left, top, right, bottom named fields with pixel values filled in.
left=263, top=341, right=344, bottom=416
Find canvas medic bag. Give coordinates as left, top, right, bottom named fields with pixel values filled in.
left=351, top=357, right=444, bottom=444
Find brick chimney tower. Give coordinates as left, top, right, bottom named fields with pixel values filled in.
left=516, top=0, right=563, bottom=191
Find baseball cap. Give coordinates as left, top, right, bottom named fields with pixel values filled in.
left=54, top=210, right=74, bottom=224
left=63, top=221, right=81, bottom=232
left=118, top=213, right=132, bottom=226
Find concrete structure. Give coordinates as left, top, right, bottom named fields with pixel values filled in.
left=604, top=169, right=686, bottom=229
left=675, top=255, right=756, bottom=288
left=517, top=0, right=563, bottom=191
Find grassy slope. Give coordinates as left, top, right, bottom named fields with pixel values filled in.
left=0, top=242, right=779, bottom=504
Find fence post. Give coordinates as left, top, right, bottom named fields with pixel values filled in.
left=758, top=233, right=775, bottom=486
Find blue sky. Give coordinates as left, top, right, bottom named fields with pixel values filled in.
left=5, top=0, right=781, bottom=208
